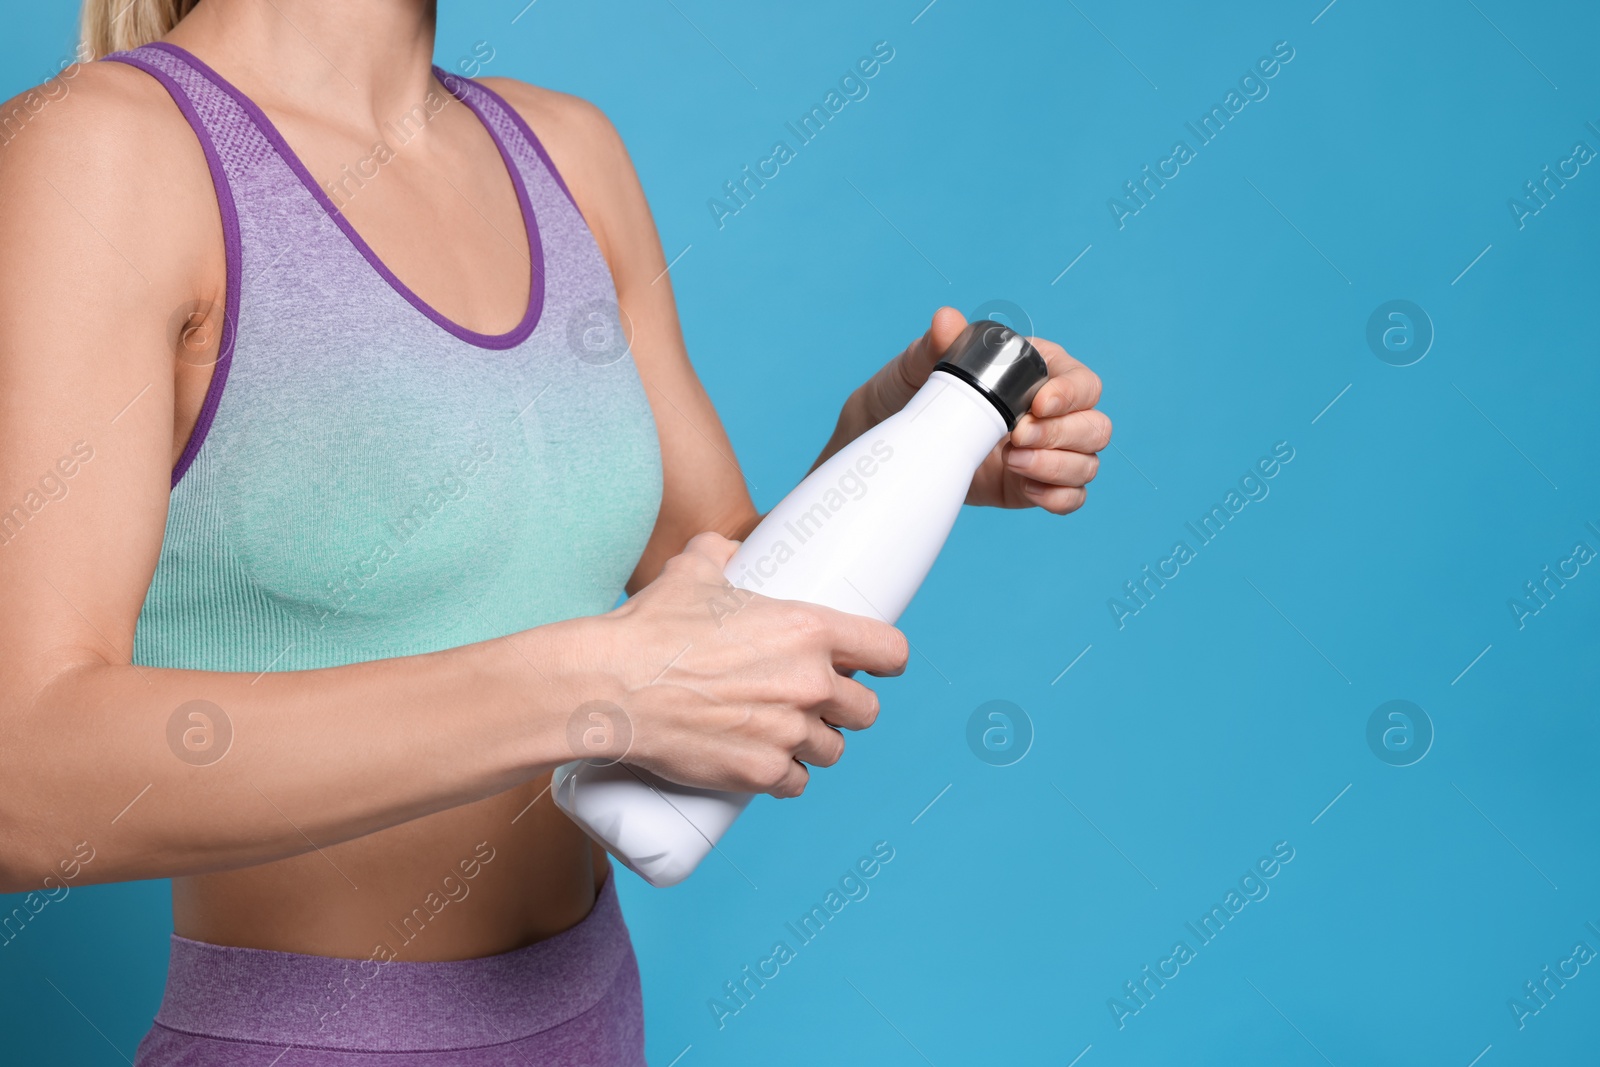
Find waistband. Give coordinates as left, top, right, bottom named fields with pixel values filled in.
left=152, top=872, right=631, bottom=1053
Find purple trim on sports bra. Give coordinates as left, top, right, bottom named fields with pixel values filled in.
left=458, top=75, right=587, bottom=222
left=103, top=50, right=243, bottom=490
left=146, top=41, right=546, bottom=352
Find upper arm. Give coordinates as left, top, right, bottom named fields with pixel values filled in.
left=0, top=61, right=213, bottom=687
left=478, top=79, right=758, bottom=591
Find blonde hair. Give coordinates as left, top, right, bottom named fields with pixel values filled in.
left=80, top=0, right=200, bottom=60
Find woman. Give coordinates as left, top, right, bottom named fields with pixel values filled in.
left=0, top=0, right=1110, bottom=1062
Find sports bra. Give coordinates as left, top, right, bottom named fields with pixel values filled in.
left=106, top=43, right=663, bottom=671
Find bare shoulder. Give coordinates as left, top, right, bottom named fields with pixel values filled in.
left=0, top=58, right=219, bottom=295
left=474, top=78, right=644, bottom=258
left=1, top=59, right=203, bottom=208
left=474, top=77, right=627, bottom=169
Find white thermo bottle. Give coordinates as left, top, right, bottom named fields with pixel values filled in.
left=552, top=320, right=1049, bottom=887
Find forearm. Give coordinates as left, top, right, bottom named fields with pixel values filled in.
left=0, top=616, right=602, bottom=891
left=624, top=375, right=881, bottom=594
left=807, top=385, right=879, bottom=475
left=718, top=389, right=874, bottom=545
left=676, top=388, right=875, bottom=555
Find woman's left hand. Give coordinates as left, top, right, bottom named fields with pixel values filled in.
left=851, top=307, right=1112, bottom=515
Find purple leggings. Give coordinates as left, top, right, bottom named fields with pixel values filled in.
left=133, top=874, right=645, bottom=1065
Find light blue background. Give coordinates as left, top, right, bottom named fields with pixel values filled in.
left=5, top=1, right=1599, bottom=1063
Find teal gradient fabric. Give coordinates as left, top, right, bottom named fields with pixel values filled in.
left=116, top=43, right=663, bottom=673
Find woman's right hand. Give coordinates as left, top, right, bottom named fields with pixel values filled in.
left=572, top=531, right=910, bottom=798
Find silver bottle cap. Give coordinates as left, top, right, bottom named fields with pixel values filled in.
left=932, top=319, right=1049, bottom=430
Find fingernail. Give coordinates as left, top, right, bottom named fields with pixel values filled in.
left=1006, top=448, right=1037, bottom=469
left=1011, top=423, right=1040, bottom=446
left=1040, top=393, right=1064, bottom=416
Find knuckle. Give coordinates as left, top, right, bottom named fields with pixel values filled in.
left=793, top=667, right=834, bottom=707
left=777, top=713, right=811, bottom=749
left=789, top=604, right=826, bottom=639
left=771, top=603, right=819, bottom=641
left=755, top=753, right=792, bottom=791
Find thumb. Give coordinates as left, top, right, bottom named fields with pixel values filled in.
left=683, top=529, right=741, bottom=569
left=914, top=306, right=970, bottom=374
left=869, top=307, right=970, bottom=418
